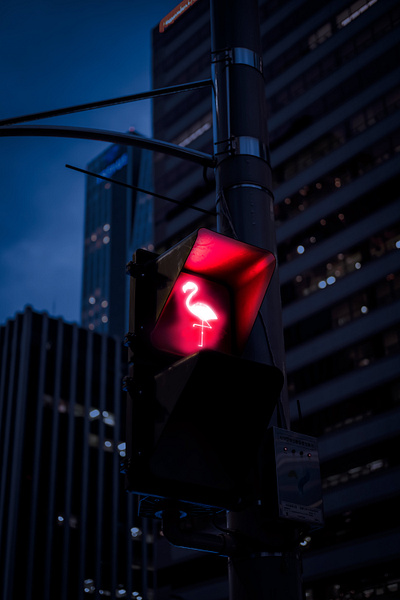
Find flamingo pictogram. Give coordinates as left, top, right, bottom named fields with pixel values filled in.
left=182, top=281, right=218, bottom=347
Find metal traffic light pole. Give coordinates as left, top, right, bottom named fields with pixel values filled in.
left=210, top=0, right=287, bottom=411
left=210, top=0, right=303, bottom=598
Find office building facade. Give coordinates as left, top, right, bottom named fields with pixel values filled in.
left=0, top=308, right=149, bottom=600
left=151, top=0, right=216, bottom=250
left=150, top=0, right=400, bottom=598
left=81, top=138, right=153, bottom=338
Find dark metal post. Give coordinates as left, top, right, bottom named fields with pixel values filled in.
left=210, top=1, right=303, bottom=598
left=210, top=0, right=287, bottom=403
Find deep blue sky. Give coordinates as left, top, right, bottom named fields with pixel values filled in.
left=0, top=0, right=179, bottom=326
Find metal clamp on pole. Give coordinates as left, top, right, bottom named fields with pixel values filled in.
left=231, top=47, right=263, bottom=72
left=234, top=136, right=269, bottom=162
left=211, top=47, right=263, bottom=73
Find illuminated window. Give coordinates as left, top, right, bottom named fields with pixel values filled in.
left=89, top=408, right=100, bottom=420
left=130, top=527, right=142, bottom=539
left=118, top=442, right=126, bottom=457
left=322, top=457, right=387, bottom=490
left=337, top=0, right=378, bottom=29
left=83, top=579, right=95, bottom=594
left=97, top=152, right=128, bottom=183
left=102, top=411, right=115, bottom=426
left=174, top=113, right=212, bottom=148
left=308, top=22, right=332, bottom=50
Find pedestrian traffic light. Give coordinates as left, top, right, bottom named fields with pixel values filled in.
left=124, top=228, right=283, bottom=517
left=127, top=227, right=276, bottom=358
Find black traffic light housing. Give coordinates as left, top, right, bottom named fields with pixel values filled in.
left=126, top=228, right=276, bottom=359
left=126, top=350, right=283, bottom=517
left=124, top=229, right=284, bottom=517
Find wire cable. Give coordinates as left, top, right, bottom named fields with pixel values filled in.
left=66, top=163, right=217, bottom=217
left=215, top=189, right=238, bottom=238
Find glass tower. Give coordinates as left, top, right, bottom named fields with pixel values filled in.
left=81, top=138, right=153, bottom=338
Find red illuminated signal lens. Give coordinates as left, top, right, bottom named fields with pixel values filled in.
left=182, top=280, right=218, bottom=348
left=148, top=229, right=275, bottom=358
left=151, top=272, right=232, bottom=356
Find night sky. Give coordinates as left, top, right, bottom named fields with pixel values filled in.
left=0, top=0, right=179, bottom=326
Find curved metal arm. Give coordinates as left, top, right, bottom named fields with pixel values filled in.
left=0, top=124, right=216, bottom=168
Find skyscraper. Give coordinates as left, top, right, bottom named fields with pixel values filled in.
left=150, top=0, right=400, bottom=597
left=0, top=308, right=147, bottom=600
left=81, top=137, right=153, bottom=338
left=151, top=0, right=216, bottom=250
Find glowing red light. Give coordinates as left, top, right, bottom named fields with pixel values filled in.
left=182, top=280, right=218, bottom=347
left=150, top=229, right=275, bottom=357
left=152, top=272, right=231, bottom=356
